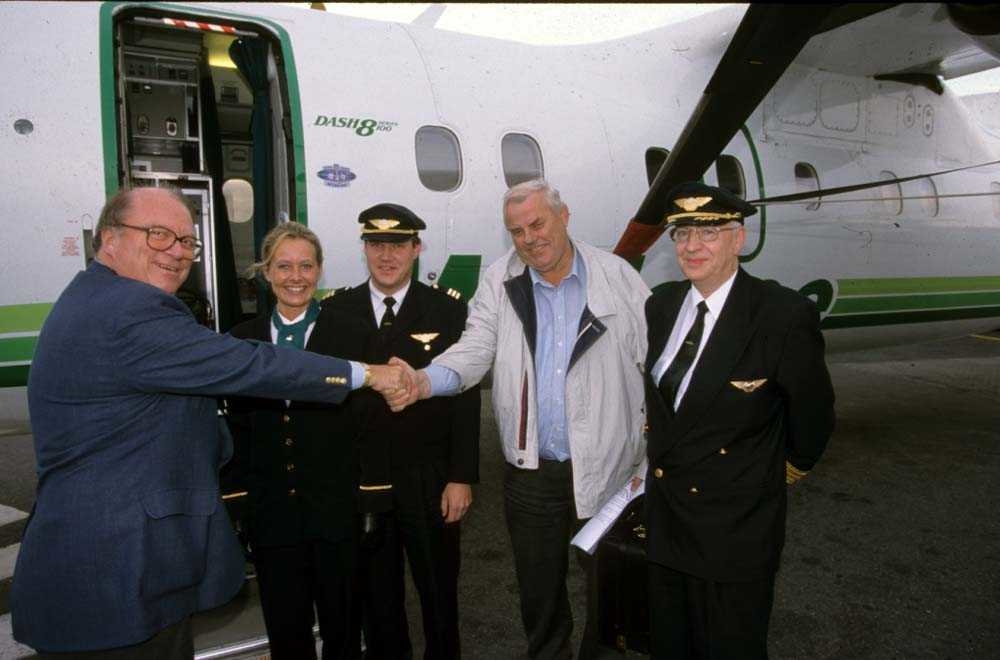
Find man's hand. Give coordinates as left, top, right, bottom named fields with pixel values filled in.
left=441, top=482, right=472, bottom=523
left=366, top=363, right=409, bottom=394
left=384, top=357, right=430, bottom=412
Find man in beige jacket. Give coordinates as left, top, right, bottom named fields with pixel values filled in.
left=394, top=179, right=649, bottom=659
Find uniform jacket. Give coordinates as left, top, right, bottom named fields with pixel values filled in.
left=12, top=261, right=352, bottom=652
left=434, top=240, right=649, bottom=518
left=644, top=268, right=835, bottom=581
left=225, top=311, right=360, bottom=547
left=323, top=281, right=480, bottom=511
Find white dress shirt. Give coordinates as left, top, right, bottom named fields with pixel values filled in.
left=369, top=280, right=411, bottom=326
left=651, top=270, right=738, bottom=411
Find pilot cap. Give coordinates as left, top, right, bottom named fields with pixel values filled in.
left=663, top=182, right=758, bottom=227
left=358, top=203, right=426, bottom=242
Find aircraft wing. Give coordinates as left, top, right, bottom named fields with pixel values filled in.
left=613, top=3, right=1000, bottom=261
left=797, top=4, right=1000, bottom=81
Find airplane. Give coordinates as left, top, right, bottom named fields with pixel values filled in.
left=2, top=2, right=999, bottom=656
left=2, top=0, right=1000, bottom=396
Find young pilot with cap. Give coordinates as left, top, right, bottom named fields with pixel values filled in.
left=321, top=203, right=480, bottom=659
left=643, top=182, right=835, bottom=659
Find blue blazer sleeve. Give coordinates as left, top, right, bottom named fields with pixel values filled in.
left=114, top=291, right=352, bottom=403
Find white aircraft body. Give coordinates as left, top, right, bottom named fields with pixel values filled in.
left=2, top=2, right=1000, bottom=390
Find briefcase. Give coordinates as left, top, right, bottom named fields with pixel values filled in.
left=596, top=494, right=650, bottom=654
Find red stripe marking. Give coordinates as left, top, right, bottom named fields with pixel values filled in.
left=612, top=219, right=666, bottom=260
left=518, top=372, right=528, bottom=451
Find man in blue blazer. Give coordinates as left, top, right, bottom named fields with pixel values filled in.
left=11, top=188, right=410, bottom=657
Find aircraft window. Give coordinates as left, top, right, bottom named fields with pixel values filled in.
left=879, top=170, right=903, bottom=215
left=416, top=126, right=463, bottom=192
left=716, top=155, right=745, bottom=199
left=502, top=133, right=544, bottom=187
left=794, top=162, right=821, bottom=211
left=645, top=147, right=670, bottom=187
left=911, top=177, right=938, bottom=217
left=223, top=178, right=254, bottom=224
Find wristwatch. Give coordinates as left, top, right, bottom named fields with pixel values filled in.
left=362, top=363, right=373, bottom=388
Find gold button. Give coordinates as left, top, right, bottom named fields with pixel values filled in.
left=286, top=463, right=295, bottom=472
left=719, top=447, right=728, bottom=455
left=325, top=376, right=333, bottom=384
left=283, top=414, right=291, bottom=423
left=288, top=488, right=296, bottom=496
left=653, top=468, right=664, bottom=479
left=689, top=486, right=699, bottom=494
left=285, top=438, right=293, bottom=447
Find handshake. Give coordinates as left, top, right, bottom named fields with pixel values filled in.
left=364, top=357, right=431, bottom=412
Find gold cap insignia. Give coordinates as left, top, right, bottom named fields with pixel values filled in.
left=369, top=218, right=400, bottom=230
left=675, top=196, right=713, bottom=212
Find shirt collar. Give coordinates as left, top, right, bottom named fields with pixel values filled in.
left=529, top=244, right=584, bottom=288
left=688, top=269, right=738, bottom=319
left=369, top=279, right=411, bottom=307
left=276, top=308, right=308, bottom=325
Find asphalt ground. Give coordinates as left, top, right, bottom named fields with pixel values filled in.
left=0, top=330, right=998, bottom=659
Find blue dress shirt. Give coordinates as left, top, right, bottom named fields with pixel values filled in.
left=427, top=249, right=587, bottom=461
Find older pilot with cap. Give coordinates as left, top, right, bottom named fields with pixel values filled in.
left=643, top=182, right=835, bottom=659
left=322, top=203, right=480, bottom=660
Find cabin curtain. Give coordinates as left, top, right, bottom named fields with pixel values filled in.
left=199, top=63, right=242, bottom=332
left=229, top=38, right=275, bottom=314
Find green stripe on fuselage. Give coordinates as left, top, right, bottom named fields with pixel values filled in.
left=822, top=305, right=1000, bottom=329
left=0, top=303, right=52, bottom=334
left=820, top=275, right=1000, bottom=329
left=0, top=337, right=38, bottom=363
left=831, top=290, right=1000, bottom=315
left=838, top=276, right=1000, bottom=296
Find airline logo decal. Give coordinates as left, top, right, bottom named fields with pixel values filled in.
left=316, top=164, right=356, bottom=188
left=313, top=115, right=398, bottom=137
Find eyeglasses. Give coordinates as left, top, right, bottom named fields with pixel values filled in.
left=119, top=223, right=202, bottom=257
left=668, top=225, right=738, bottom=244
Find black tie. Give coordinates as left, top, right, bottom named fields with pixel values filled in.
left=658, top=301, right=709, bottom=410
left=380, top=296, right=396, bottom=329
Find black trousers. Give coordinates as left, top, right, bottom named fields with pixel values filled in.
left=648, top=562, right=775, bottom=660
left=254, top=538, right=360, bottom=660
left=359, top=461, right=461, bottom=660
left=503, top=460, right=615, bottom=660
left=36, top=617, right=192, bottom=659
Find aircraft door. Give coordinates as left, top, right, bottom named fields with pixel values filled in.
left=111, top=11, right=298, bottom=331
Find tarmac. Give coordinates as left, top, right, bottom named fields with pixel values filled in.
left=0, top=330, right=998, bottom=659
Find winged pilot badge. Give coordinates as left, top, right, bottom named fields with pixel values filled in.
left=729, top=378, right=768, bottom=393
left=411, top=332, right=440, bottom=351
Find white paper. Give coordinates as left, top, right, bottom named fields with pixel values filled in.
left=571, top=479, right=645, bottom=555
